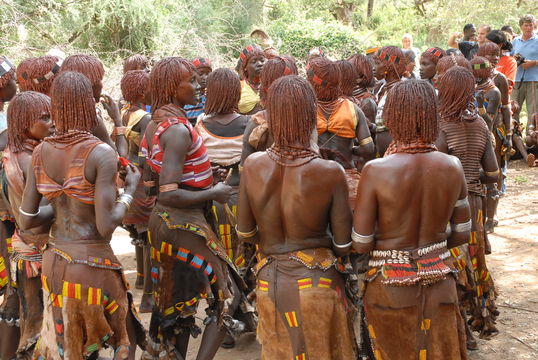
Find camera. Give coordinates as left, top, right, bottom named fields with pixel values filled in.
left=514, top=53, right=526, bottom=66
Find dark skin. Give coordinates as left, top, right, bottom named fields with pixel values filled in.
left=242, top=56, right=266, bottom=115
left=195, top=67, right=212, bottom=95
left=237, top=146, right=352, bottom=258
left=317, top=104, right=374, bottom=169
left=419, top=57, right=437, bottom=82
left=353, top=152, right=471, bottom=254
left=0, top=79, right=17, bottom=151
left=354, top=73, right=377, bottom=124
left=475, top=79, right=501, bottom=130
left=19, top=112, right=141, bottom=359
left=240, top=111, right=272, bottom=164
left=143, top=71, right=237, bottom=360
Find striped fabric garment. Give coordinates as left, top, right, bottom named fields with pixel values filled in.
left=184, top=95, right=206, bottom=125
left=144, top=116, right=213, bottom=189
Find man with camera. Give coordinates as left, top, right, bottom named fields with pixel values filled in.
left=512, top=14, right=538, bottom=122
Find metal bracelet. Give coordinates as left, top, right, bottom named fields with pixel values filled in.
left=18, top=206, right=40, bottom=217
left=235, top=225, right=258, bottom=238
left=454, top=197, right=468, bottom=208
left=451, top=219, right=472, bottom=233
left=351, top=228, right=374, bottom=243
left=332, top=238, right=352, bottom=249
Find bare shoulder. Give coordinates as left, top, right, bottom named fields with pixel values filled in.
left=89, top=143, right=117, bottom=165
left=243, top=151, right=269, bottom=170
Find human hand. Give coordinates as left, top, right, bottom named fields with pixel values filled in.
left=100, top=94, right=122, bottom=126
left=521, top=60, right=537, bottom=70
left=212, top=182, right=233, bottom=204
left=476, top=91, right=485, bottom=107
left=124, top=163, right=141, bottom=193
left=453, top=32, right=463, bottom=39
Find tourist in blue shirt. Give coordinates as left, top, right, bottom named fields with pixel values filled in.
left=511, top=14, right=538, bottom=121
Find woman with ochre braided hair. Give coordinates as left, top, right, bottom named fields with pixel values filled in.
left=354, top=79, right=470, bottom=359
left=347, top=53, right=377, bottom=125
left=185, top=57, right=213, bottom=125
left=372, top=46, right=407, bottom=156
left=237, top=44, right=266, bottom=115
left=120, top=69, right=156, bottom=313
left=241, top=55, right=298, bottom=161
left=16, top=56, right=63, bottom=95
left=436, top=66, right=500, bottom=347
left=140, top=57, right=247, bottom=360
left=237, top=75, right=357, bottom=359
left=3, top=91, right=54, bottom=357
left=19, top=71, right=146, bottom=359
left=0, top=55, right=20, bottom=360
left=307, top=56, right=374, bottom=208
left=419, top=47, right=446, bottom=85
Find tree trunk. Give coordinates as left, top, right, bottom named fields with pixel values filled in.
left=367, top=0, right=374, bottom=18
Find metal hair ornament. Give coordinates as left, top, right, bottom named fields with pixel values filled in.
left=305, top=63, right=328, bottom=87
left=426, top=47, right=444, bottom=58
left=376, top=50, right=402, bottom=64
left=0, top=58, right=14, bottom=77
left=472, top=61, right=491, bottom=70
left=21, top=58, right=64, bottom=84
left=239, top=44, right=263, bottom=62
left=192, top=57, right=212, bottom=69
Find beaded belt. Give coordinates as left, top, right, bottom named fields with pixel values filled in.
left=368, top=240, right=450, bottom=267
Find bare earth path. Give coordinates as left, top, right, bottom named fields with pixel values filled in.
left=112, top=160, right=537, bottom=359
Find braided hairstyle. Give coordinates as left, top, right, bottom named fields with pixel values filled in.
left=204, top=68, right=241, bottom=114
left=375, top=46, right=407, bottom=79
left=470, top=56, right=493, bottom=81
left=347, top=54, right=374, bottom=89
left=121, top=70, right=149, bottom=103
left=16, top=56, right=62, bottom=95
left=476, top=41, right=501, bottom=57
left=267, top=75, right=317, bottom=148
left=336, top=59, right=358, bottom=96
left=306, top=56, right=341, bottom=101
left=384, top=79, right=438, bottom=144
left=60, top=54, right=104, bottom=87
left=149, top=57, right=194, bottom=110
left=50, top=72, right=97, bottom=133
left=436, top=55, right=471, bottom=77
left=259, top=56, right=298, bottom=102
left=7, top=91, right=51, bottom=152
left=123, top=54, right=149, bottom=73
left=437, top=66, right=476, bottom=122
left=420, top=47, right=446, bottom=66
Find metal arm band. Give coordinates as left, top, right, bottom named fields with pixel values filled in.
left=484, top=169, right=499, bottom=177
left=454, top=197, right=468, bottom=208
left=235, top=225, right=258, bottom=238
left=501, top=104, right=510, bottom=108
left=359, top=136, right=373, bottom=146
left=116, top=193, right=133, bottom=210
left=451, top=219, right=472, bottom=233
left=332, top=238, right=352, bottom=249
left=159, top=183, right=178, bottom=193
left=478, top=107, right=487, bottom=115
left=143, top=180, right=156, bottom=188
left=351, top=228, right=374, bottom=243
left=18, top=207, right=40, bottom=217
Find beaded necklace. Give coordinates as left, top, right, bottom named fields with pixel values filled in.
left=44, top=130, right=96, bottom=148
left=385, top=140, right=437, bottom=156
left=266, top=145, right=319, bottom=167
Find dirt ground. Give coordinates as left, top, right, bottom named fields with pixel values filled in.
left=70, top=159, right=538, bottom=359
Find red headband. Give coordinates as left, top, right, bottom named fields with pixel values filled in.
left=426, top=48, right=444, bottom=58
left=376, top=50, right=402, bottom=64
left=280, top=57, right=293, bottom=76
left=239, top=44, right=263, bottom=62
left=306, top=63, right=328, bottom=87
left=192, top=57, right=212, bottom=69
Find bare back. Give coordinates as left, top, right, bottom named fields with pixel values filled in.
left=355, top=151, right=467, bottom=251
left=239, top=152, right=351, bottom=255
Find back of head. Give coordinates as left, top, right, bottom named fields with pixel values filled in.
left=486, top=30, right=511, bottom=52
left=204, top=68, right=241, bottom=114
left=436, top=55, right=471, bottom=76
left=306, top=56, right=341, bottom=101
left=260, top=56, right=298, bottom=102
left=347, top=53, right=374, bottom=88
left=7, top=91, right=51, bottom=152
left=60, top=54, right=104, bottom=88
left=51, top=71, right=97, bottom=133
left=383, top=79, right=438, bottom=144
left=437, top=66, right=475, bottom=122
left=121, top=70, right=150, bottom=103
left=267, top=75, right=317, bottom=148
left=149, top=57, right=194, bottom=110
left=470, top=56, right=493, bottom=80
left=0, top=56, right=16, bottom=89
left=17, top=56, right=62, bottom=94
left=335, top=59, right=357, bottom=96
left=123, top=54, right=149, bottom=73
left=375, top=46, right=407, bottom=78
left=476, top=41, right=501, bottom=57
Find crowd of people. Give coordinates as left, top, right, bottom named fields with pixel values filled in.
left=0, top=12, right=536, bottom=360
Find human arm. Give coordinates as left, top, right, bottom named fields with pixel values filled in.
left=353, top=104, right=375, bottom=160
left=480, top=134, right=500, bottom=184
left=18, top=161, right=54, bottom=230
left=236, top=157, right=259, bottom=245
left=522, top=59, right=538, bottom=70
left=434, top=129, right=449, bottom=154
left=240, top=119, right=259, bottom=165
left=101, top=94, right=128, bottom=157
left=352, top=163, right=377, bottom=254
left=360, top=98, right=377, bottom=125
left=447, top=168, right=471, bottom=249
left=329, top=165, right=352, bottom=257
left=157, top=124, right=232, bottom=208
left=447, top=32, right=462, bottom=49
